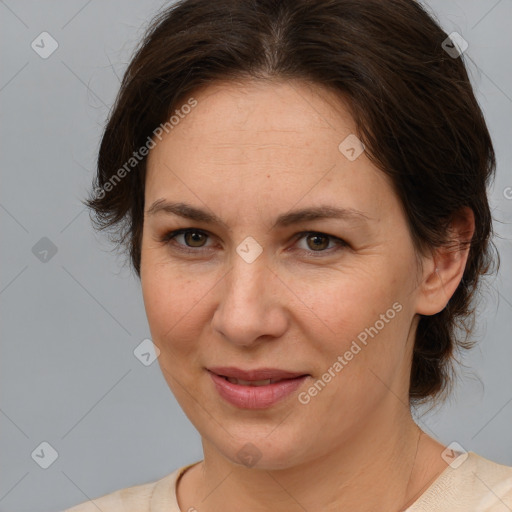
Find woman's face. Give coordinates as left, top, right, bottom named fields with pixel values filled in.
left=141, top=79, right=432, bottom=469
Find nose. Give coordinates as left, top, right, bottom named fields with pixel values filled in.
left=211, top=252, right=289, bottom=347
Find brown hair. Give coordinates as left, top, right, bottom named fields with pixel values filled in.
left=84, top=0, right=499, bottom=405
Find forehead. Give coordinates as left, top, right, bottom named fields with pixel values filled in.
left=146, top=78, right=367, bottom=184
left=144, top=79, right=396, bottom=226
left=169, top=78, right=357, bottom=141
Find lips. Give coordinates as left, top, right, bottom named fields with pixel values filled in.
left=207, top=366, right=309, bottom=383
left=207, top=368, right=310, bottom=408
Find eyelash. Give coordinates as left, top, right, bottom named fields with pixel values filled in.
left=159, top=228, right=348, bottom=257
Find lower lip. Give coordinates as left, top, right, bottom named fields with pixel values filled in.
left=208, top=371, right=308, bottom=409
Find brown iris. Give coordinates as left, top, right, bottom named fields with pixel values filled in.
left=306, top=233, right=329, bottom=251
left=184, top=231, right=207, bottom=247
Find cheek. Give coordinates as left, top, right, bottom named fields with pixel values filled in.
left=291, top=271, right=410, bottom=380
left=288, top=270, right=394, bottom=335
left=140, top=253, right=215, bottom=355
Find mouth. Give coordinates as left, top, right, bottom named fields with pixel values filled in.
left=206, top=367, right=310, bottom=409
left=206, top=367, right=311, bottom=387
left=217, top=376, right=301, bottom=386
left=206, top=367, right=310, bottom=386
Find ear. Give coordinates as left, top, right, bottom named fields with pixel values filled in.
left=415, top=207, right=475, bottom=316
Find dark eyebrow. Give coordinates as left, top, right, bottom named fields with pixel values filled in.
left=274, top=205, right=371, bottom=227
left=146, top=200, right=229, bottom=229
left=146, top=200, right=371, bottom=229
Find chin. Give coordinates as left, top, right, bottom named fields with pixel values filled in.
left=209, top=428, right=314, bottom=471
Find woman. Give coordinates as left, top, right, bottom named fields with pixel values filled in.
left=66, top=0, right=512, bottom=510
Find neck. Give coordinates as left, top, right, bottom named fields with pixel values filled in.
left=179, top=405, right=445, bottom=512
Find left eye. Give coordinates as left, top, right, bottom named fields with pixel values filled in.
left=160, top=229, right=346, bottom=254
left=294, top=232, right=346, bottom=253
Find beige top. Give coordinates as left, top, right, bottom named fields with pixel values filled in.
left=65, top=452, right=512, bottom=511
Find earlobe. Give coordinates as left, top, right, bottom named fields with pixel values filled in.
left=415, top=207, right=475, bottom=316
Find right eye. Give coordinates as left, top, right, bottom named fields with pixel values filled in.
left=160, top=228, right=214, bottom=253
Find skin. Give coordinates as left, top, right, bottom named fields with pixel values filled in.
left=140, top=79, right=475, bottom=512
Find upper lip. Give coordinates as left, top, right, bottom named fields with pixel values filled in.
left=207, top=367, right=309, bottom=381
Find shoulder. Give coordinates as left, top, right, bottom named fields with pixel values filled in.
left=409, top=452, right=512, bottom=511
left=63, top=476, right=170, bottom=512
left=64, top=479, right=157, bottom=512
left=63, top=463, right=198, bottom=512
left=468, top=453, right=512, bottom=510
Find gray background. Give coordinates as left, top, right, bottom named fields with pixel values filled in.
left=0, top=1, right=511, bottom=511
